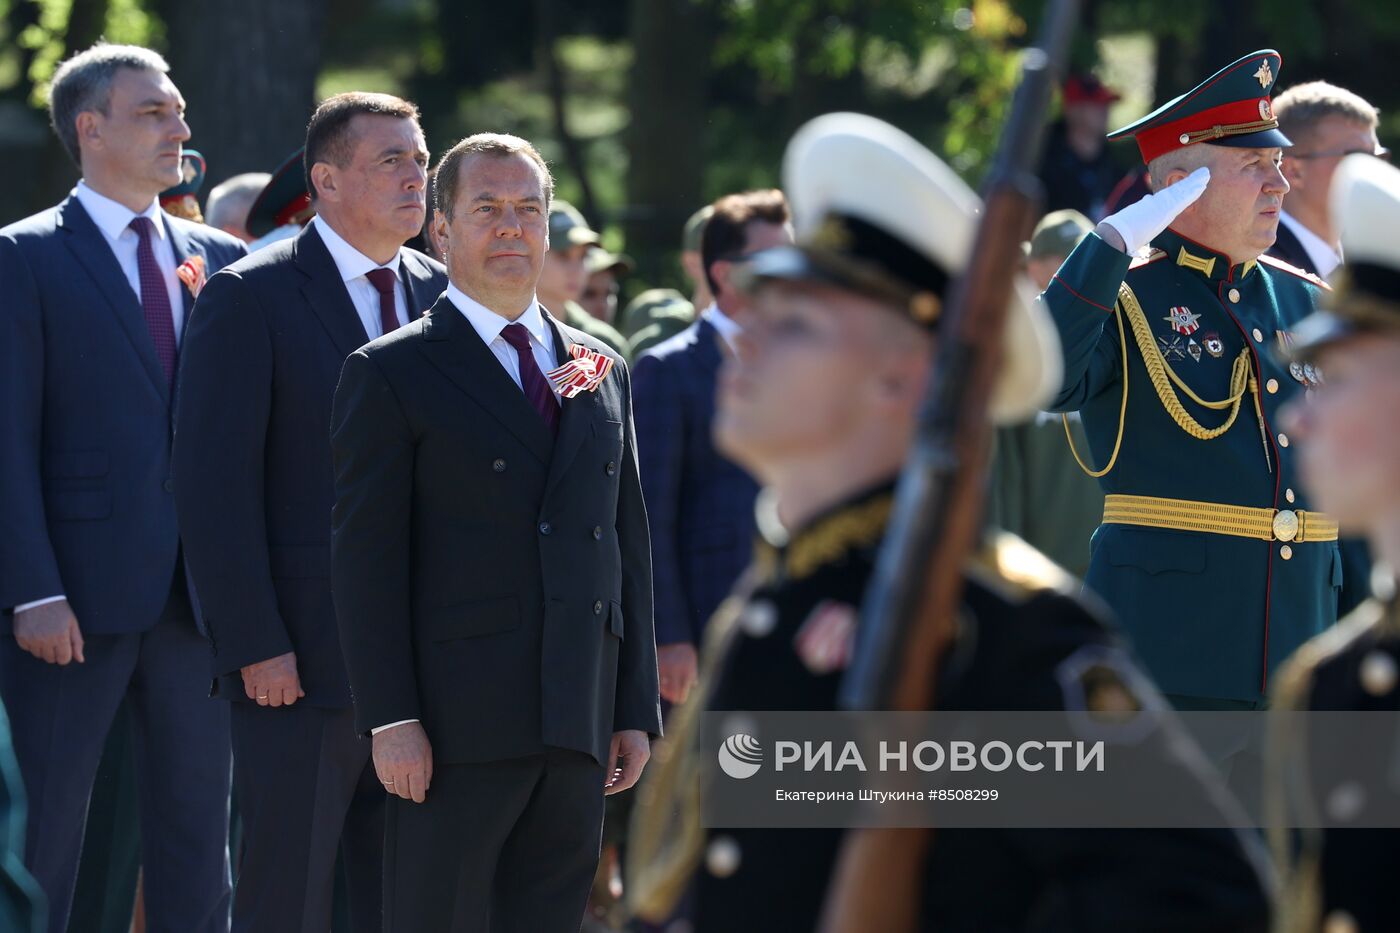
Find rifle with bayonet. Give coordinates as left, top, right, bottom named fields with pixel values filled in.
left=819, top=2, right=1080, bottom=929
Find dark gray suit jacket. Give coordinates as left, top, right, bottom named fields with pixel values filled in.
left=172, top=224, right=447, bottom=705
left=0, top=195, right=245, bottom=632
left=329, top=296, right=661, bottom=765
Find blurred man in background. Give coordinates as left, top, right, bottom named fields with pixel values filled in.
left=538, top=199, right=629, bottom=355
left=204, top=171, right=271, bottom=244
left=1271, top=81, right=1384, bottom=278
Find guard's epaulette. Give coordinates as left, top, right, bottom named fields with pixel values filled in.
left=1127, top=247, right=1168, bottom=271
left=1269, top=599, right=1387, bottom=710
left=967, top=531, right=1076, bottom=604
left=1258, top=254, right=1332, bottom=290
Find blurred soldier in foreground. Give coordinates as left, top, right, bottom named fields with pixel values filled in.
left=1270, top=153, right=1400, bottom=933
left=627, top=112, right=1271, bottom=933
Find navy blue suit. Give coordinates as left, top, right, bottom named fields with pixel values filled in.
left=632, top=318, right=759, bottom=646
left=0, top=194, right=244, bottom=933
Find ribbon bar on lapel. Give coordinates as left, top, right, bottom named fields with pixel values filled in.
left=546, top=344, right=615, bottom=398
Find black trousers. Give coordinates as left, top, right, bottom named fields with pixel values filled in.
left=0, top=578, right=232, bottom=933
left=384, top=748, right=605, bottom=933
left=230, top=703, right=383, bottom=933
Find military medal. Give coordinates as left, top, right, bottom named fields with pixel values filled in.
left=792, top=600, right=857, bottom=675
left=1164, top=305, right=1201, bottom=335
left=1202, top=332, right=1224, bottom=358
left=546, top=344, right=615, bottom=397
left=1157, top=335, right=1187, bottom=361
left=1290, top=360, right=1307, bottom=384
left=1187, top=339, right=1202, bottom=362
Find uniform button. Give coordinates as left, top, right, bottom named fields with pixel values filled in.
left=740, top=601, right=778, bottom=638
left=1266, top=378, right=1279, bottom=394
left=1252, top=328, right=1265, bottom=343
left=1280, top=545, right=1293, bottom=560
left=1323, top=910, right=1359, bottom=933
left=593, top=600, right=604, bottom=615
left=1277, top=433, right=1290, bottom=448
left=1228, top=288, right=1241, bottom=303
left=592, top=526, right=603, bottom=540
left=706, top=836, right=742, bottom=877
left=162, top=478, right=174, bottom=493
left=1360, top=651, right=1398, bottom=696
left=1286, top=487, right=1296, bottom=503
left=492, top=458, right=506, bottom=472
left=538, top=522, right=552, bottom=535
left=605, top=461, right=617, bottom=476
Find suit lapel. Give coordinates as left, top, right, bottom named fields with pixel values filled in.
left=543, top=308, right=601, bottom=500
left=56, top=196, right=169, bottom=403
left=295, top=225, right=371, bottom=359
left=418, top=297, right=554, bottom=465
left=163, top=215, right=204, bottom=321
left=399, top=251, right=444, bottom=321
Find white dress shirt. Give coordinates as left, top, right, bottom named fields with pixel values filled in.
left=702, top=302, right=741, bottom=352
left=15, top=184, right=188, bottom=616
left=312, top=216, right=409, bottom=341
left=447, top=283, right=561, bottom=394
left=74, top=181, right=187, bottom=341
left=370, top=284, right=560, bottom=735
left=1278, top=210, right=1342, bottom=279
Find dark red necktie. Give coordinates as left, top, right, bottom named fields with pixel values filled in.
left=128, top=216, right=177, bottom=385
left=501, top=322, right=560, bottom=435
left=364, top=267, right=402, bottom=337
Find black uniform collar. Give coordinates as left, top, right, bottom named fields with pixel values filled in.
left=1154, top=228, right=1261, bottom=283
left=754, top=480, right=896, bottom=582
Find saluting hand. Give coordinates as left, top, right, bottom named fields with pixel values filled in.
left=241, top=651, right=304, bottom=707
left=605, top=729, right=651, bottom=796
left=1098, top=166, right=1211, bottom=254
left=374, top=721, right=433, bottom=804
left=13, top=599, right=84, bottom=665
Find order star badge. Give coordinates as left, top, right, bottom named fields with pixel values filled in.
left=1254, top=60, right=1273, bottom=89
left=1164, top=305, right=1201, bottom=336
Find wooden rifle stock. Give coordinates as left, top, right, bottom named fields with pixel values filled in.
left=818, top=3, right=1079, bottom=929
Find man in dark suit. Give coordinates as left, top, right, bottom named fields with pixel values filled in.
left=172, top=92, right=447, bottom=933
left=0, top=43, right=245, bottom=932
left=632, top=190, right=790, bottom=706
left=1270, top=81, right=1383, bottom=278
left=330, top=132, right=660, bottom=932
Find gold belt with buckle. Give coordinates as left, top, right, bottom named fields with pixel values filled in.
left=1102, top=494, right=1339, bottom=543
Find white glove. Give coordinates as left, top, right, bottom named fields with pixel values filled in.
left=1099, top=166, right=1211, bottom=254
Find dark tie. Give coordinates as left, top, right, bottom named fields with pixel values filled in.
left=364, top=267, right=403, bottom=337
left=501, top=322, right=560, bottom=435
left=128, top=216, right=177, bottom=384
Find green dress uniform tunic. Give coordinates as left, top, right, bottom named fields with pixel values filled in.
left=1043, top=229, right=1340, bottom=702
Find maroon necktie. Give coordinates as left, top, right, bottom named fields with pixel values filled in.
left=501, top=322, right=560, bottom=435
left=128, top=216, right=177, bottom=385
left=364, top=267, right=403, bottom=337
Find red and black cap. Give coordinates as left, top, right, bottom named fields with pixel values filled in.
left=1108, top=50, right=1292, bottom=165
left=246, top=148, right=314, bottom=238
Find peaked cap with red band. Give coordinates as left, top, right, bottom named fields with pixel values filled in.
left=1108, top=50, right=1293, bottom=164
left=246, top=148, right=314, bottom=238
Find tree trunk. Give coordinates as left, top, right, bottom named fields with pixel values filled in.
left=624, top=0, right=712, bottom=284
left=162, top=0, right=327, bottom=189
left=537, top=0, right=598, bottom=223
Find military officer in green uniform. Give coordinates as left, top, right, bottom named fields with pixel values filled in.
left=538, top=199, right=630, bottom=356
left=1268, top=153, right=1400, bottom=933
left=1043, top=51, right=1345, bottom=726
left=627, top=112, right=1271, bottom=933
